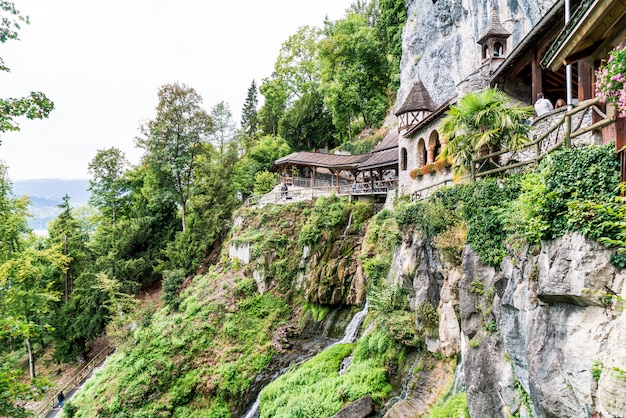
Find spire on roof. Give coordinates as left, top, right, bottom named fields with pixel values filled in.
left=478, top=4, right=511, bottom=44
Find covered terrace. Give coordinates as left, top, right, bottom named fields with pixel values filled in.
left=273, top=131, right=399, bottom=197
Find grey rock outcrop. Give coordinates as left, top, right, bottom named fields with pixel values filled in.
left=331, top=395, right=375, bottom=418
left=398, top=0, right=557, bottom=108
left=452, top=233, right=626, bottom=417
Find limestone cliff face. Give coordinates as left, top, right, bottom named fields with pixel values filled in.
left=398, top=0, right=557, bottom=108
left=394, top=232, right=626, bottom=417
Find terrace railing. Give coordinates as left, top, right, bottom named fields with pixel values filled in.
left=472, top=97, right=615, bottom=180
left=242, top=179, right=398, bottom=208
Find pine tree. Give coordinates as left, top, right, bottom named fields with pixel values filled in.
left=241, top=80, right=259, bottom=139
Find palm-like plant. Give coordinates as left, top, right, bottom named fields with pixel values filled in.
left=438, top=87, right=533, bottom=177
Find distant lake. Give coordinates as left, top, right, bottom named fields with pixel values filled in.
left=12, top=179, right=91, bottom=233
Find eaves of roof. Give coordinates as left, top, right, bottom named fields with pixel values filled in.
left=274, top=151, right=369, bottom=170
left=541, top=0, right=626, bottom=71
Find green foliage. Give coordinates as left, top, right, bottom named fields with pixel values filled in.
left=395, top=199, right=452, bottom=238
left=470, top=279, right=484, bottom=295
left=427, top=392, right=470, bottom=418
left=161, top=269, right=187, bottom=310
left=319, top=13, right=390, bottom=140
left=592, top=360, right=603, bottom=381
left=298, top=194, right=349, bottom=248
left=513, top=377, right=532, bottom=417
left=253, top=170, right=277, bottom=195
left=279, top=91, right=337, bottom=151
left=417, top=301, right=439, bottom=338
left=241, top=79, right=259, bottom=140
left=538, top=145, right=619, bottom=239
left=0, top=365, right=48, bottom=417
left=0, top=80, right=54, bottom=140
left=377, top=0, right=408, bottom=90
left=459, top=178, right=520, bottom=266
left=232, top=135, right=291, bottom=199
left=259, top=342, right=392, bottom=417
left=439, top=87, right=533, bottom=176
left=338, top=133, right=382, bottom=154
left=433, top=223, right=467, bottom=265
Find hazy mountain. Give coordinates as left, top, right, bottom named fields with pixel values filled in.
left=12, top=179, right=91, bottom=233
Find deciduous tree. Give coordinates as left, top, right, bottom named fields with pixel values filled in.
left=136, top=83, right=212, bottom=232
left=0, top=2, right=53, bottom=142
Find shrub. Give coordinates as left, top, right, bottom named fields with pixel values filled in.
left=433, top=223, right=467, bottom=265
left=429, top=392, right=470, bottom=418
left=162, top=269, right=187, bottom=310
left=420, top=163, right=436, bottom=175
left=253, top=170, right=277, bottom=195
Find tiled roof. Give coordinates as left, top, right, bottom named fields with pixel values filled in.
left=359, top=148, right=398, bottom=170
left=372, top=129, right=398, bottom=152
left=274, top=151, right=369, bottom=170
left=394, top=80, right=436, bottom=116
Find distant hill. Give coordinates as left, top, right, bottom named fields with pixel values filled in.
left=12, top=179, right=91, bottom=233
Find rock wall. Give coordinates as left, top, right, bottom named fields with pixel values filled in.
left=397, top=232, right=626, bottom=416
left=398, top=0, right=557, bottom=108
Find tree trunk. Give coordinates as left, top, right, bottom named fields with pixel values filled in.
left=26, top=338, right=36, bottom=379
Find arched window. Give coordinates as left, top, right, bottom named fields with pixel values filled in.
left=483, top=45, right=490, bottom=60
left=417, top=139, right=427, bottom=167
left=493, top=42, right=504, bottom=57
left=401, top=148, right=408, bottom=171
left=429, top=131, right=441, bottom=162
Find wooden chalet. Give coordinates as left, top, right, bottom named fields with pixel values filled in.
left=273, top=131, right=399, bottom=197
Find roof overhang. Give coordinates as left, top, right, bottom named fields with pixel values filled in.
left=542, top=0, right=626, bottom=71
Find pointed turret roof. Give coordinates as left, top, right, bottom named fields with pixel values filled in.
left=394, top=80, right=436, bottom=116
left=478, top=5, right=511, bottom=44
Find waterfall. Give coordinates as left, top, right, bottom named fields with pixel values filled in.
left=452, top=354, right=465, bottom=395
left=240, top=300, right=369, bottom=418
left=329, top=300, right=369, bottom=347
left=338, top=210, right=353, bottom=251
left=399, top=355, right=421, bottom=400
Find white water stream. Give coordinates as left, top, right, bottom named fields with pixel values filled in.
left=241, top=300, right=369, bottom=418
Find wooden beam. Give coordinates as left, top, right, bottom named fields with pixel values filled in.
left=578, top=60, right=593, bottom=102
left=532, top=49, right=543, bottom=104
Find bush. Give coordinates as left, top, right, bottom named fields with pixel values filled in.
left=162, top=269, right=187, bottom=310
left=253, top=170, right=278, bottom=195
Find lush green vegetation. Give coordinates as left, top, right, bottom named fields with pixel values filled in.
left=258, top=0, right=407, bottom=149
left=398, top=144, right=621, bottom=267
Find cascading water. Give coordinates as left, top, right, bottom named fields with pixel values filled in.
left=338, top=210, right=353, bottom=251
left=240, top=300, right=369, bottom=418
left=452, top=355, right=465, bottom=395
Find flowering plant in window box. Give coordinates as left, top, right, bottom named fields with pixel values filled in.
left=596, top=46, right=626, bottom=118
left=409, top=168, right=423, bottom=179
left=433, top=159, right=450, bottom=172
left=420, top=163, right=436, bottom=175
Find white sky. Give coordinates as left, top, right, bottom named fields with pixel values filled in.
left=0, top=0, right=354, bottom=180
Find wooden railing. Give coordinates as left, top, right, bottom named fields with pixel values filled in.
left=472, top=97, right=615, bottom=180
left=408, top=97, right=617, bottom=202
left=33, top=344, right=115, bottom=417
left=242, top=179, right=398, bottom=208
